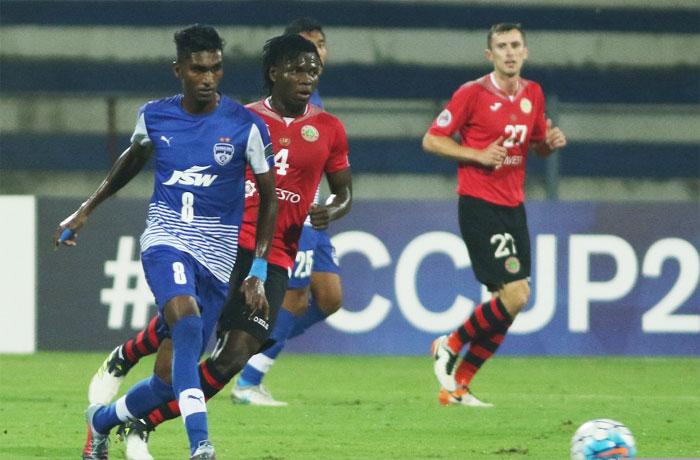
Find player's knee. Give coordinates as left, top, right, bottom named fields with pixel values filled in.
left=153, top=339, right=173, bottom=383
left=211, top=331, right=261, bottom=376
left=154, top=359, right=172, bottom=382
left=284, top=302, right=308, bottom=316
left=500, top=280, right=530, bottom=315
left=283, top=288, right=310, bottom=316
left=211, top=349, right=248, bottom=377
left=163, top=295, right=200, bottom=327
left=311, top=274, right=343, bottom=315
left=323, top=302, right=342, bottom=316
left=316, top=293, right=343, bottom=315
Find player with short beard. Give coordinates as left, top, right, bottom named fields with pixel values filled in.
left=424, top=23, right=567, bottom=407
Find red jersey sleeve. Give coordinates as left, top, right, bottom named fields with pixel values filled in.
left=529, top=83, right=547, bottom=143
left=325, top=117, right=350, bottom=174
left=427, top=82, right=477, bottom=137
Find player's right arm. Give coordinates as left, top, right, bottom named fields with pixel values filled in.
left=310, top=117, right=352, bottom=230
left=422, top=133, right=506, bottom=169
left=309, top=167, right=352, bottom=230
left=422, top=83, right=506, bottom=169
left=53, top=141, right=153, bottom=248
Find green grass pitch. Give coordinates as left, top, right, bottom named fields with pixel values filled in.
left=0, top=353, right=698, bottom=459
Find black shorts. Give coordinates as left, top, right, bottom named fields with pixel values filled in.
left=217, top=247, right=289, bottom=342
left=458, top=195, right=531, bottom=291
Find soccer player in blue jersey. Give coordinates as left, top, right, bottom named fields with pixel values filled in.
left=55, top=24, right=277, bottom=460
left=106, top=33, right=351, bottom=460
left=233, top=16, right=346, bottom=406
left=83, top=17, right=343, bottom=411
left=79, top=20, right=341, bottom=454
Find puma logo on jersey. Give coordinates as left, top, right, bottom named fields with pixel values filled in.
left=490, top=102, right=502, bottom=112
left=160, top=135, right=174, bottom=146
left=163, top=165, right=218, bottom=187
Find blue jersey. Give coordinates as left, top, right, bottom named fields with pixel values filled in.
left=130, top=94, right=271, bottom=283
left=309, top=89, right=323, bottom=109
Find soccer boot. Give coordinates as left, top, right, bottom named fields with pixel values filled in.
left=88, top=345, right=134, bottom=405
left=117, top=420, right=153, bottom=460
left=83, top=404, right=109, bottom=460
left=231, top=384, right=288, bottom=406
left=438, top=385, right=494, bottom=408
left=431, top=335, right=458, bottom=392
left=190, top=440, right=216, bottom=459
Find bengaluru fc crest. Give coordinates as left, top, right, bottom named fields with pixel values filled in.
left=213, top=142, right=234, bottom=166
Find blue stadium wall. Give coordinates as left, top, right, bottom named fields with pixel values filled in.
left=1, top=0, right=699, bottom=179
left=30, top=197, right=700, bottom=355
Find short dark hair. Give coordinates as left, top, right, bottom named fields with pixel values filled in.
left=487, top=23, right=525, bottom=49
left=262, top=34, right=320, bottom=94
left=174, top=24, right=224, bottom=61
left=284, top=17, right=324, bottom=36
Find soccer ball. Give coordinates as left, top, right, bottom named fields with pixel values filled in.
left=570, top=419, right=636, bottom=459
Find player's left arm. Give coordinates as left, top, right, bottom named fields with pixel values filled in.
left=310, top=167, right=352, bottom=230
left=532, top=118, right=567, bottom=158
left=530, top=88, right=566, bottom=158
left=309, top=118, right=352, bottom=229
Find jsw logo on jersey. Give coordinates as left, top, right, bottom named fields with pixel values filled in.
left=163, top=165, right=218, bottom=187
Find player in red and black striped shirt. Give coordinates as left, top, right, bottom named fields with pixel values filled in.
left=424, top=23, right=567, bottom=407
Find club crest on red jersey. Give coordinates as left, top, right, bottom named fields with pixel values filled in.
left=213, top=142, right=234, bottom=166
left=520, top=98, right=532, bottom=114
left=301, top=125, right=319, bottom=142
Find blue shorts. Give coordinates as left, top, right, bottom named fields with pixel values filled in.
left=287, top=226, right=340, bottom=290
left=141, top=245, right=228, bottom=354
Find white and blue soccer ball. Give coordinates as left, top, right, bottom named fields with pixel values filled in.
left=570, top=418, right=636, bottom=459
